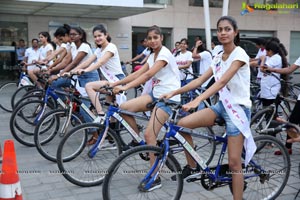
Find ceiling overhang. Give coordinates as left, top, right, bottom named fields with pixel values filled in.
left=0, top=0, right=167, bottom=19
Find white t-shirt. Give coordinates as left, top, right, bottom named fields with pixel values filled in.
left=199, top=50, right=213, bottom=87
left=39, top=43, right=53, bottom=65
left=255, top=48, right=267, bottom=79
left=211, top=46, right=251, bottom=108
left=260, top=54, right=282, bottom=99
left=94, top=43, right=124, bottom=75
left=294, top=56, right=300, bottom=100
left=71, top=43, right=93, bottom=64
left=147, top=46, right=181, bottom=102
left=24, top=47, right=40, bottom=71
left=175, top=50, right=193, bottom=80
left=39, top=43, right=53, bottom=60
left=61, top=42, right=71, bottom=52
left=211, top=45, right=223, bottom=58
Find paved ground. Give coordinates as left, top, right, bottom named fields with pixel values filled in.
left=0, top=85, right=300, bottom=200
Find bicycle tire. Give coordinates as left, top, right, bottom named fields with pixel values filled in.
left=11, top=85, right=36, bottom=110
left=229, top=135, right=290, bottom=200
left=34, top=109, right=83, bottom=162
left=14, top=93, right=56, bottom=112
left=9, top=100, right=55, bottom=147
left=102, top=145, right=183, bottom=200
left=0, top=81, right=18, bottom=112
left=56, top=122, right=122, bottom=187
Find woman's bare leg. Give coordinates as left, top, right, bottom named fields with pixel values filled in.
left=120, top=94, right=153, bottom=135
left=85, top=80, right=109, bottom=115
left=228, top=134, right=244, bottom=200
left=177, top=108, right=217, bottom=168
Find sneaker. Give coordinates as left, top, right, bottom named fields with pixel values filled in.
left=171, top=165, right=199, bottom=181
left=138, top=177, right=162, bottom=192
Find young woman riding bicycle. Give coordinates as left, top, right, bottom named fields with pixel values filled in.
left=162, top=16, right=256, bottom=200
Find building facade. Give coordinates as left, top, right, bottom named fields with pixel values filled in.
left=0, top=0, right=300, bottom=77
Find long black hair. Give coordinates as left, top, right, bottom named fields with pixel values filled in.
left=216, top=16, right=240, bottom=46
left=265, top=40, right=288, bottom=68
left=54, top=24, right=71, bottom=37
left=71, top=27, right=90, bottom=47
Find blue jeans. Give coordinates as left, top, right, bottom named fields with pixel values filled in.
left=51, top=70, right=100, bottom=123
left=78, top=71, right=100, bottom=123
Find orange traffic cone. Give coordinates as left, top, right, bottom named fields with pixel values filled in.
left=0, top=140, right=22, bottom=200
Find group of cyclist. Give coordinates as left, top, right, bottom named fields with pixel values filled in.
left=20, top=15, right=300, bottom=199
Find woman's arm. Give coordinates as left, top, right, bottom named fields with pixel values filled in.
left=45, top=47, right=66, bottom=63
left=72, top=54, right=97, bottom=72
left=48, top=48, right=67, bottom=69
left=178, top=60, right=193, bottom=70
left=263, top=63, right=299, bottom=75
left=113, top=61, right=164, bottom=93
left=164, top=68, right=213, bottom=99
left=111, top=63, right=149, bottom=87
left=181, top=60, right=245, bottom=111
left=79, top=51, right=112, bottom=72
left=62, top=51, right=87, bottom=73
left=49, top=51, right=72, bottom=74
left=192, top=40, right=203, bottom=59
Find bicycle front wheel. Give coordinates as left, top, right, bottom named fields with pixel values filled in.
left=102, top=145, right=183, bottom=200
left=34, top=109, right=83, bottom=162
left=56, top=122, right=122, bottom=187
left=235, top=135, right=291, bottom=200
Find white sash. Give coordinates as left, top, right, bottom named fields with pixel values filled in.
left=213, top=54, right=256, bottom=166
left=100, top=67, right=127, bottom=105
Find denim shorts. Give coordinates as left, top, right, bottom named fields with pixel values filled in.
left=210, top=101, right=251, bottom=136
left=149, top=92, right=179, bottom=116
left=115, top=73, right=125, bottom=80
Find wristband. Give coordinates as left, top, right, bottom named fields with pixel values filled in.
left=57, top=74, right=61, bottom=78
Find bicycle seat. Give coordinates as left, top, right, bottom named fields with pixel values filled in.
left=214, top=118, right=225, bottom=126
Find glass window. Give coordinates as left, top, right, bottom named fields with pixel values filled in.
left=0, top=21, right=28, bottom=79
left=189, top=0, right=223, bottom=7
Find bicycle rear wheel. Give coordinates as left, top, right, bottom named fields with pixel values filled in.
left=56, top=123, right=122, bottom=187
left=102, top=145, right=183, bottom=200
left=231, top=135, right=290, bottom=200
left=0, top=81, right=18, bottom=112
left=34, top=109, right=83, bottom=162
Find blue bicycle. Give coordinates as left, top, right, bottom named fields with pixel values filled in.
left=102, top=100, right=291, bottom=200
left=56, top=88, right=216, bottom=187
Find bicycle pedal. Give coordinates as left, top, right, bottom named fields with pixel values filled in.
left=186, top=177, right=201, bottom=182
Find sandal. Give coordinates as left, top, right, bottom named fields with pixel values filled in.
left=86, top=136, right=98, bottom=145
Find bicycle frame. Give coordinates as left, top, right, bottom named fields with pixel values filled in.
left=143, top=109, right=264, bottom=188
left=88, top=105, right=151, bottom=157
